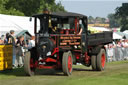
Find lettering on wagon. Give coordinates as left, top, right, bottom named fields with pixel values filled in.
left=60, top=36, right=81, bottom=45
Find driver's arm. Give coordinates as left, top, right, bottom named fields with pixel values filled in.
left=78, top=28, right=83, bottom=34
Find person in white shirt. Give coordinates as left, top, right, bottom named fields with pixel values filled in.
left=27, top=36, right=35, bottom=49
left=107, top=44, right=114, bottom=62
left=122, top=39, right=128, bottom=47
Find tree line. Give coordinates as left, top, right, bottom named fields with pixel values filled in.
left=88, top=3, right=128, bottom=31
left=88, top=16, right=108, bottom=24
left=0, top=0, right=65, bottom=16
left=108, top=3, right=128, bottom=31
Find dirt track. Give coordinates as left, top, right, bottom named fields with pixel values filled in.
left=0, top=61, right=128, bottom=85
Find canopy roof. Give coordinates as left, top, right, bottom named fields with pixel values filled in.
left=0, top=14, right=40, bottom=35
left=33, top=12, right=87, bottom=18
left=0, top=30, right=31, bottom=38
left=113, top=32, right=122, bottom=39
left=116, top=32, right=128, bottom=39
left=123, top=30, right=128, bottom=34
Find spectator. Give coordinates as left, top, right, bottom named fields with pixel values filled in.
left=122, top=39, right=128, bottom=47
left=117, top=41, right=122, bottom=47
left=1, top=35, right=5, bottom=42
left=0, top=37, right=4, bottom=44
left=107, top=44, right=114, bottom=62
left=121, top=39, right=128, bottom=60
left=15, top=36, right=25, bottom=67
left=8, top=30, right=17, bottom=68
left=17, top=36, right=25, bottom=47
left=27, top=36, right=35, bottom=49
left=4, top=33, right=10, bottom=44
left=105, top=39, right=128, bottom=62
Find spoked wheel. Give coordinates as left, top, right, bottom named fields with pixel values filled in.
left=62, top=51, right=73, bottom=76
left=97, top=49, right=106, bottom=71
left=24, top=51, right=36, bottom=76
left=91, top=55, right=97, bottom=71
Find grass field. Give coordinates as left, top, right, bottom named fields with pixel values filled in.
left=0, top=61, right=128, bottom=85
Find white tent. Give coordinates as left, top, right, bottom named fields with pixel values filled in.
left=0, top=14, right=40, bottom=36
left=113, top=32, right=122, bottom=39
left=123, top=30, right=128, bottom=34
left=91, top=27, right=110, bottom=31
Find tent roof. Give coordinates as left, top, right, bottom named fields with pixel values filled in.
left=91, top=27, right=110, bottom=31
left=0, top=30, right=31, bottom=38
left=114, top=32, right=128, bottom=39
left=15, top=30, right=31, bottom=38
left=115, top=32, right=125, bottom=36
left=0, top=14, right=39, bottom=35
left=33, top=12, right=87, bottom=18
left=123, top=30, right=128, bottom=34
left=113, top=32, right=122, bottom=39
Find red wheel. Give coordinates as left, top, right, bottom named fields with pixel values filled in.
left=101, top=53, right=105, bottom=68
left=97, top=49, right=106, bottom=71
left=62, top=51, right=73, bottom=76
left=68, top=55, right=72, bottom=73
left=24, top=51, right=36, bottom=76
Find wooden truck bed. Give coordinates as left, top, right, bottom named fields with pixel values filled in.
left=87, top=31, right=113, bottom=46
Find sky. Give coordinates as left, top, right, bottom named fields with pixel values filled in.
left=56, top=0, right=128, bottom=18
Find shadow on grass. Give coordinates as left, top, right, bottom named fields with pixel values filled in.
left=0, top=67, right=94, bottom=77
left=0, top=68, right=26, bottom=77
left=0, top=68, right=64, bottom=77
left=35, top=69, right=65, bottom=76
left=73, top=68, right=93, bottom=71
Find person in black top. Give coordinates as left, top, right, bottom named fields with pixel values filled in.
left=17, top=36, right=25, bottom=47
left=8, top=30, right=17, bottom=68
left=4, top=33, right=10, bottom=44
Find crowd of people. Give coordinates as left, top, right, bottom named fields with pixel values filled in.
left=105, top=39, right=128, bottom=62
left=0, top=30, right=35, bottom=68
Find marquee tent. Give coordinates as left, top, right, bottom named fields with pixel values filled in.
left=0, top=14, right=40, bottom=36
left=113, top=32, right=122, bottom=39
left=91, top=27, right=110, bottom=31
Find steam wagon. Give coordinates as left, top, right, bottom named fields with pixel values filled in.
left=24, top=12, right=112, bottom=76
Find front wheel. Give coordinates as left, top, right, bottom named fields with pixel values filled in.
left=62, top=51, right=73, bottom=76
left=91, top=55, right=97, bottom=71
left=24, top=51, right=36, bottom=76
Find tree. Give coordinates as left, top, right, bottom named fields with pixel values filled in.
left=4, top=0, right=66, bottom=16
left=0, top=0, right=24, bottom=16
left=107, top=13, right=120, bottom=28
left=88, top=16, right=94, bottom=24
left=115, top=3, right=128, bottom=31
left=101, top=18, right=106, bottom=24
left=95, top=17, right=103, bottom=23
left=5, top=0, right=40, bottom=16
left=88, top=16, right=108, bottom=24
left=0, top=0, right=6, bottom=13
left=39, top=0, right=66, bottom=13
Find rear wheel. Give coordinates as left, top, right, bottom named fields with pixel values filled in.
left=24, top=51, right=36, bottom=76
left=62, top=51, right=73, bottom=76
left=91, top=55, right=97, bottom=71
left=97, top=49, right=106, bottom=71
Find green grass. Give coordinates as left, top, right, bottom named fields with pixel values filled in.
left=0, top=61, right=128, bottom=85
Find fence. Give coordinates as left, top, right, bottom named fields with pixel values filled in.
left=106, top=47, right=128, bottom=62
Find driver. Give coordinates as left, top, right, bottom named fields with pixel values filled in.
left=43, top=8, right=55, bottom=33
left=78, top=20, right=83, bottom=34
left=43, top=8, right=50, bottom=14
left=78, top=26, right=83, bottom=34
